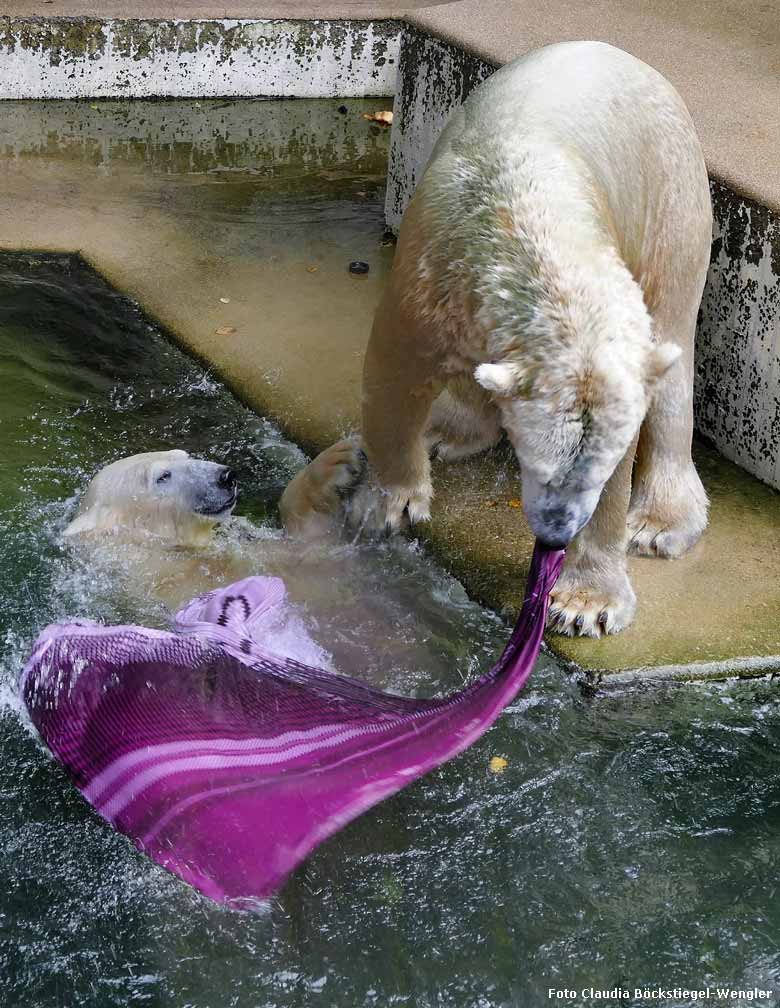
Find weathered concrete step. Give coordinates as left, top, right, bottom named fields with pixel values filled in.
left=0, top=15, right=402, bottom=99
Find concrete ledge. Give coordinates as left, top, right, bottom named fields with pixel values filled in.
left=1, top=2, right=447, bottom=15
left=0, top=17, right=400, bottom=98
left=586, top=656, right=780, bottom=691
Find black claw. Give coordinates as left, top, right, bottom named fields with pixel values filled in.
left=597, top=610, right=609, bottom=625
left=574, top=614, right=585, bottom=629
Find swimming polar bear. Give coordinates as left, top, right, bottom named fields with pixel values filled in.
left=64, top=449, right=239, bottom=546
left=64, top=443, right=362, bottom=613
left=65, top=444, right=359, bottom=546
left=347, top=40, right=712, bottom=637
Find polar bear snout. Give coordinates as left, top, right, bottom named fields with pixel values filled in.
left=522, top=475, right=601, bottom=549
left=187, top=462, right=238, bottom=518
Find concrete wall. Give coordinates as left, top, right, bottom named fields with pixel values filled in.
left=697, top=184, right=780, bottom=488
left=0, top=95, right=389, bottom=172
left=0, top=18, right=400, bottom=98
left=384, top=26, right=492, bottom=229
left=384, top=26, right=780, bottom=492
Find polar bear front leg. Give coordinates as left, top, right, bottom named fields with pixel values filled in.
left=548, top=443, right=637, bottom=637
left=627, top=342, right=708, bottom=557
left=354, top=380, right=438, bottom=533
left=346, top=283, right=443, bottom=534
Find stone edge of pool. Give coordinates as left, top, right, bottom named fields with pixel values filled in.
left=0, top=9, right=778, bottom=687
left=0, top=17, right=402, bottom=99
left=584, top=655, right=780, bottom=691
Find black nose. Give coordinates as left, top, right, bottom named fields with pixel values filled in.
left=218, top=467, right=236, bottom=488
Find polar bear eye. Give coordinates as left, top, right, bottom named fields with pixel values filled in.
left=156, top=471, right=172, bottom=484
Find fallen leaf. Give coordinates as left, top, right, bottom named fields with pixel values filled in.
left=219, top=297, right=230, bottom=303
left=362, top=110, right=393, bottom=126
left=489, top=756, right=509, bottom=773
left=215, top=325, right=236, bottom=336
left=508, top=499, right=522, bottom=509
left=306, top=265, right=319, bottom=273
left=485, top=501, right=498, bottom=508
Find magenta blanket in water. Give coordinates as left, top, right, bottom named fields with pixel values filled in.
left=21, top=543, right=563, bottom=907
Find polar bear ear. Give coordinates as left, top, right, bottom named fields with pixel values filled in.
left=647, top=342, right=682, bottom=381
left=474, top=362, right=519, bottom=396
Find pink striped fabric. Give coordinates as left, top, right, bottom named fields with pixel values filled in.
left=21, top=543, right=563, bottom=907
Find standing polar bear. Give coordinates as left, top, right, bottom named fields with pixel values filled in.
left=349, top=41, right=711, bottom=637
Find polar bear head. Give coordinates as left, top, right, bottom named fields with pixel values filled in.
left=64, top=449, right=238, bottom=547
left=475, top=339, right=680, bottom=549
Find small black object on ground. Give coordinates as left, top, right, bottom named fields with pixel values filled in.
left=349, top=261, right=370, bottom=275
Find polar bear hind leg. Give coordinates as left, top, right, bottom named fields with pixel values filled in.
left=424, top=374, right=503, bottom=462
left=627, top=301, right=709, bottom=558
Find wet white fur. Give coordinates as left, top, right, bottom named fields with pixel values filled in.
left=64, top=450, right=224, bottom=547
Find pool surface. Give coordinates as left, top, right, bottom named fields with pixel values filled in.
left=1, top=101, right=780, bottom=1007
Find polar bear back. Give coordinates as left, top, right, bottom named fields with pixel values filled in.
left=426, top=40, right=711, bottom=281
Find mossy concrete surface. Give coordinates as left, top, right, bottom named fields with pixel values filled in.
left=0, top=17, right=402, bottom=99
left=0, top=96, right=777, bottom=684
left=2, top=2, right=445, bottom=14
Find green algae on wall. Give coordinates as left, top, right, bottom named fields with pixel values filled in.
left=696, top=182, right=780, bottom=489
left=385, top=24, right=493, bottom=226
left=0, top=17, right=107, bottom=65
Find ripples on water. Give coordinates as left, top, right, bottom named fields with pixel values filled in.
left=2, top=232, right=780, bottom=1006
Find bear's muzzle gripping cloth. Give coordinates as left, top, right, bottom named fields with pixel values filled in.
left=21, top=543, right=564, bottom=907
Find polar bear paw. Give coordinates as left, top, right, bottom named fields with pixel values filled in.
left=627, top=464, right=708, bottom=558
left=547, top=564, right=636, bottom=638
left=278, top=438, right=365, bottom=536
left=345, top=475, right=433, bottom=535
left=304, top=438, right=366, bottom=502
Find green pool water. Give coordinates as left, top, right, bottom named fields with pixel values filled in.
left=1, top=101, right=779, bottom=1008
